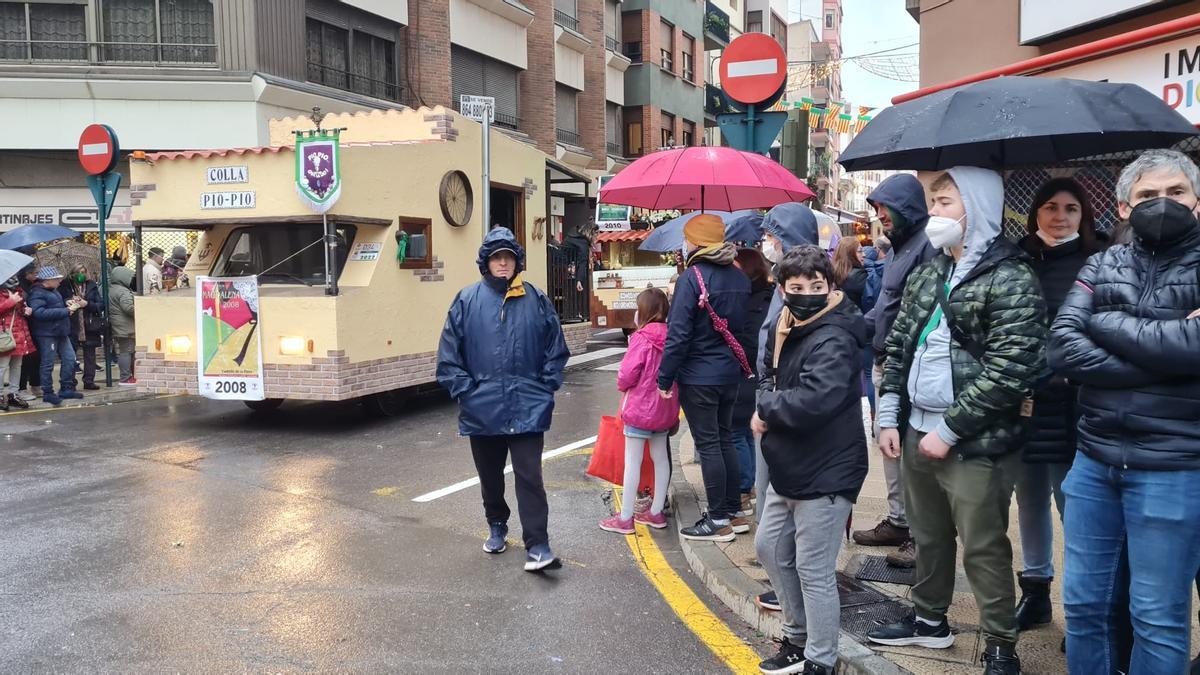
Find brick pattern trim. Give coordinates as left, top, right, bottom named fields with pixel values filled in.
left=522, top=178, right=538, bottom=200
left=410, top=255, right=446, bottom=282
left=563, top=322, right=591, bottom=356
left=423, top=112, right=459, bottom=141
left=129, top=183, right=157, bottom=207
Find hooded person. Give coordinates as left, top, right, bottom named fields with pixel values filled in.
left=851, top=173, right=939, bottom=558
left=108, top=266, right=137, bottom=384
left=658, top=213, right=752, bottom=542
left=866, top=167, right=1047, bottom=675
left=436, top=227, right=570, bottom=572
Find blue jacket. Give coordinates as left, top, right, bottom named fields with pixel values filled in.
left=658, top=254, right=751, bottom=389
left=436, top=228, right=570, bottom=436
left=27, top=284, right=72, bottom=338
left=756, top=203, right=820, bottom=378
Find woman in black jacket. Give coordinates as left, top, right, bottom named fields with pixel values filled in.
left=1013, top=177, right=1104, bottom=630
left=59, top=263, right=103, bottom=390
left=732, top=247, right=774, bottom=516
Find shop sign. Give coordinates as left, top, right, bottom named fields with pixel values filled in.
left=207, top=166, right=249, bottom=184
left=196, top=276, right=265, bottom=401
left=349, top=242, right=382, bottom=261
left=595, top=175, right=631, bottom=232
left=0, top=205, right=133, bottom=231
left=201, top=191, right=256, bottom=210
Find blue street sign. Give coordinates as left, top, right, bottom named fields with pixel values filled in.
left=86, top=171, right=122, bottom=220
left=717, top=110, right=789, bottom=155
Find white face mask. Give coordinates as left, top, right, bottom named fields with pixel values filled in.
left=1036, top=230, right=1080, bottom=247
left=762, top=238, right=781, bottom=263
left=925, top=214, right=966, bottom=251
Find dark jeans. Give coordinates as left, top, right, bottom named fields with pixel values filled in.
left=732, top=426, right=755, bottom=494
left=469, top=433, right=549, bottom=550
left=35, top=335, right=76, bottom=395
left=70, top=335, right=98, bottom=386
left=679, top=383, right=740, bottom=521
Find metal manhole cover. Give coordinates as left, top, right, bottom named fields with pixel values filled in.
left=837, top=572, right=889, bottom=608
left=855, top=555, right=917, bottom=586
left=840, top=600, right=913, bottom=642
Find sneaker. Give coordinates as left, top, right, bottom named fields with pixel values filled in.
left=867, top=612, right=954, bottom=649
left=679, top=515, right=735, bottom=542
left=7, top=394, right=29, bottom=409
left=84, top=383, right=100, bottom=391
left=483, top=522, right=508, bottom=554
left=980, top=645, right=1022, bottom=675
left=741, top=493, right=755, bottom=514
left=599, top=514, right=635, bottom=535
left=118, top=377, right=138, bottom=386
left=42, top=394, right=63, bottom=407
left=852, top=519, right=910, bottom=546
left=634, top=510, right=668, bottom=529
left=633, top=492, right=653, bottom=514
left=730, top=516, right=752, bottom=534
left=524, top=543, right=562, bottom=572
left=30, top=386, right=42, bottom=397
left=885, top=538, right=917, bottom=568
left=758, top=637, right=808, bottom=674
left=757, top=590, right=782, bottom=611
left=59, top=390, right=84, bottom=400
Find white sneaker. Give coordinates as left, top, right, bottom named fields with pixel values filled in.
left=17, top=390, right=36, bottom=401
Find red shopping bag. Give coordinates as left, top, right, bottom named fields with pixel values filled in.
left=586, top=415, right=656, bottom=492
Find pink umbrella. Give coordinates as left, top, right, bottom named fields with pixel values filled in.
left=599, top=147, right=814, bottom=211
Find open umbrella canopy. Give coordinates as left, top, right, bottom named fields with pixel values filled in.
left=599, top=146, right=814, bottom=211
left=0, top=249, right=33, bottom=282
left=639, top=210, right=764, bottom=252
left=840, top=77, right=1200, bottom=171
left=0, top=223, right=81, bottom=251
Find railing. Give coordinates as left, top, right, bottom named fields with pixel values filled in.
left=605, top=35, right=620, bottom=52
left=623, top=42, right=642, bottom=63
left=606, top=141, right=623, bottom=157
left=704, top=1, right=731, bottom=44
left=556, top=128, right=581, bottom=146
left=307, top=62, right=401, bottom=102
left=554, top=9, right=579, bottom=33
left=0, top=39, right=217, bottom=66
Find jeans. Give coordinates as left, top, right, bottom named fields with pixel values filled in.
left=732, top=427, right=756, bottom=494
left=469, top=433, right=549, bottom=550
left=35, top=335, right=76, bottom=395
left=860, top=346, right=875, bottom=413
left=1062, top=451, right=1200, bottom=675
left=1014, top=461, right=1069, bottom=577
left=679, top=383, right=740, bottom=521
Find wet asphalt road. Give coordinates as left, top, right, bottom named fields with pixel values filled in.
left=0, top=356, right=761, bottom=672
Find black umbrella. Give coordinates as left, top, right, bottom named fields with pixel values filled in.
left=839, top=77, right=1199, bottom=172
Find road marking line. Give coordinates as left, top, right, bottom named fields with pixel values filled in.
left=565, top=347, right=626, bottom=368
left=411, top=436, right=598, bottom=503
left=727, top=58, right=779, bottom=78
left=615, top=491, right=762, bottom=674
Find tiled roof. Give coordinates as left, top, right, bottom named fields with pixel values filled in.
left=595, top=230, right=651, bottom=243
left=145, top=146, right=290, bottom=161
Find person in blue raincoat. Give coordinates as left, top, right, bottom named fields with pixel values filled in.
left=436, top=227, right=570, bottom=573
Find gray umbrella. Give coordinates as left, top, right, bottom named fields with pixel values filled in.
left=0, top=249, right=33, bottom=282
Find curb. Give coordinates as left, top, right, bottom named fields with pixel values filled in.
left=668, top=459, right=910, bottom=675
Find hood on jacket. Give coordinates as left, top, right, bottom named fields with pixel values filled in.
left=945, top=166, right=1005, bottom=288
left=867, top=174, right=930, bottom=245
left=635, top=321, right=669, bottom=350
left=761, top=203, right=819, bottom=251
left=476, top=227, right=526, bottom=275
left=110, top=266, right=134, bottom=289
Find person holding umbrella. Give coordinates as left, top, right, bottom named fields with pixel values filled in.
left=0, top=249, right=36, bottom=411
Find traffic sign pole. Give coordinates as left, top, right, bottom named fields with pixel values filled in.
left=482, top=109, right=490, bottom=243
left=79, top=124, right=120, bottom=387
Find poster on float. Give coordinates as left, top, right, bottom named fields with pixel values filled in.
left=195, top=276, right=265, bottom=400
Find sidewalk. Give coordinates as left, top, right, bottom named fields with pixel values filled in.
left=2, top=383, right=163, bottom=415
left=669, top=404, right=1084, bottom=674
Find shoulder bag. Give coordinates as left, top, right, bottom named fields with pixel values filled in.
left=692, top=266, right=752, bottom=377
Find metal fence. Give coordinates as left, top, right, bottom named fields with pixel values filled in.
left=548, top=243, right=588, bottom=324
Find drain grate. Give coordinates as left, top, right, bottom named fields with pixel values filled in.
left=836, top=572, right=889, bottom=608
left=840, top=599, right=914, bottom=642
left=855, top=555, right=917, bottom=586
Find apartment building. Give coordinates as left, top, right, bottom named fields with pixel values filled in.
left=809, top=0, right=843, bottom=206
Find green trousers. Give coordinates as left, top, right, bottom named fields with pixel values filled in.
left=902, top=427, right=1020, bottom=648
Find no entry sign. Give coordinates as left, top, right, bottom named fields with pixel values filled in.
left=78, top=124, right=120, bottom=175
left=719, top=34, right=787, bottom=106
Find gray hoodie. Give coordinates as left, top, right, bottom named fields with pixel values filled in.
left=877, top=166, right=1006, bottom=444
left=755, top=202, right=819, bottom=377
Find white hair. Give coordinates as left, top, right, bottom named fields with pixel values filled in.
left=1115, top=148, right=1200, bottom=204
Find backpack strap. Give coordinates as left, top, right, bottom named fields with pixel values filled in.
left=934, top=282, right=986, bottom=362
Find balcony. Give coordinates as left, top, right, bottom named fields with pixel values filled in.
left=623, top=42, right=642, bottom=63
left=704, top=1, right=731, bottom=51
left=605, top=35, right=620, bottom=53
left=606, top=141, right=623, bottom=157
left=554, top=9, right=579, bottom=33
left=308, top=62, right=402, bottom=102
left=0, top=38, right=217, bottom=66
left=556, top=128, right=581, bottom=146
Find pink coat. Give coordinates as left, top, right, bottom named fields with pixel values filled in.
left=617, top=322, right=680, bottom=432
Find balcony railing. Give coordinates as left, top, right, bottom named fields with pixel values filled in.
left=605, top=35, right=620, bottom=52
left=554, top=9, right=579, bottom=33
left=704, top=1, right=731, bottom=46
left=308, top=62, right=401, bottom=102
left=0, top=39, right=217, bottom=66
left=623, top=42, right=642, bottom=63
left=556, top=128, right=581, bottom=146
left=606, top=141, right=623, bottom=157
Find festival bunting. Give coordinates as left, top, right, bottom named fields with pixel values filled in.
left=855, top=115, right=872, bottom=133
left=800, top=97, right=815, bottom=111
left=835, top=113, right=854, bottom=134
left=808, top=107, right=825, bottom=129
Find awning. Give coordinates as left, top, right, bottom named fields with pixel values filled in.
left=595, top=229, right=650, bottom=243
left=547, top=157, right=593, bottom=197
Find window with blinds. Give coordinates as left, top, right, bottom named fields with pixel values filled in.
left=307, top=18, right=349, bottom=90
left=0, top=2, right=88, bottom=61
left=660, top=112, right=675, bottom=149
left=681, top=33, right=694, bottom=82
left=659, top=20, right=673, bottom=72
left=452, top=47, right=521, bottom=130
left=555, top=85, right=579, bottom=145
left=351, top=30, right=397, bottom=100
left=606, top=103, right=622, bottom=156
left=100, top=0, right=215, bottom=63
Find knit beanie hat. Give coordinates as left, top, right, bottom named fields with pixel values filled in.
left=683, top=214, right=725, bottom=248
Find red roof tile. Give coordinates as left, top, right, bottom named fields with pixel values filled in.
left=595, top=230, right=651, bottom=243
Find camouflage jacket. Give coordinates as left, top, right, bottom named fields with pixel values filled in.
left=880, top=237, right=1048, bottom=459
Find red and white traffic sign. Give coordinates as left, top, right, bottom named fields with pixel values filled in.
left=719, top=33, right=787, bottom=106
left=77, top=124, right=120, bottom=175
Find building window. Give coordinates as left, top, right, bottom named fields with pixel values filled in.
left=626, top=112, right=643, bottom=157
left=350, top=31, right=398, bottom=101
left=307, top=18, right=350, bottom=90
left=660, top=111, right=675, bottom=149
left=0, top=2, right=88, bottom=61
left=606, top=103, right=622, bottom=156
left=604, top=0, right=621, bottom=51
left=681, top=33, right=695, bottom=82
left=825, top=10, right=834, bottom=29
left=99, top=0, right=216, bottom=64
left=682, top=119, right=695, bottom=147
left=554, top=0, right=578, bottom=32
left=747, top=10, right=762, bottom=34
left=396, top=217, right=433, bottom=270
left=451, top=46, right=522, bottom=130
left=659, top=19, right=673, bottom=73
left=771, top=13, right=787, bottom=51
left=214, top=224, right=357, bottom=283
left=556, top=85, right=580, bottom=146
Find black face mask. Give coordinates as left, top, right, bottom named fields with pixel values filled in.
left=784, top=292, right=828, bottom=321
left=1129, top=197, right=1199, bottom=248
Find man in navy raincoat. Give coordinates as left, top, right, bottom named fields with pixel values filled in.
left=437, top=228, right=570, bottom=572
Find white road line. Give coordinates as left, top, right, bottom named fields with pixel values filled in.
left=727, top=58, right=779, bottom=78
left=411, top=435, right=598, bottom=503
left=565, top=346, right=626, bottom=367
left=595, top=362, right=622, bottom=372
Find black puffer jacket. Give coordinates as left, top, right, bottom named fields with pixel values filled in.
left=757, top=293, right=868, bottom=502
left=1019, top=235, right=1094, bottom=464
left=733, top=282, right=776, bottom=427
left=1049, top=227, right=1200, bottom=471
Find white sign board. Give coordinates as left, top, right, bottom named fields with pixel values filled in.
left=460, top=95, right=495, bottom=124
left=195, top=276, right=265, bottom=401
left=207, top=166, right=249, bottom=184
left=595, top=175, right=631, bottom=232
left=0, top=187, right=132, bottom=231
left=349, top=242, right=383, bottom=261
left=201, top=191, right=256, bottom=210
left=1019, top=0, right=1179, bottom=44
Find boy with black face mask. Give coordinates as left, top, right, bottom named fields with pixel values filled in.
left=750, top=246, right=868, bottom=675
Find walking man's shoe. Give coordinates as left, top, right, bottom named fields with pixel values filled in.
left=756, top=590, right=782, bottom=611
left=980, top=644, right=1022, bottom=675
left=523, top=543, right=562, bottom=572
left=852, top=519, right=909, bottom=546
left=867, top=612, right=955, bottom=649
left=84, top=383, right=100, bottom=391
left=885, top=538, right=917, bottom=568
left=483, top=522, right=508, bottom=554
left=758, top=637, right=807, bottom=674
left=1015, top=573, right=1053, bottom=630
left=679, top=514, right=736, bottom=542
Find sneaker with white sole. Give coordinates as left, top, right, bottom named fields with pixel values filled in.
left=679, top=515, right=736, bottom=542
left=758, top=637, right=807, bottom=674
left=730, top=516, right=752, bottom=534
left=524, top=543, right=562, bottom=572
left=867, top=612, right=955, bottom=649
left=483, top=522, right=508, bottom=554
left=757, top=590, right=782, bottom=611
left=599, top=514, right=634, bottom=535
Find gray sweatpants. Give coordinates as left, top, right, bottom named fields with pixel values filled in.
left=755, top=485, right=852, bottom=670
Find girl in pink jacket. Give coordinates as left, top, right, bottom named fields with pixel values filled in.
left=600, top=288, right=680, bottom=534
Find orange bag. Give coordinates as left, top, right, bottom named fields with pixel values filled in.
left=586, top=415, right=655, bottom=492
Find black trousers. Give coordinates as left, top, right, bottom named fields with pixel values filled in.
left=679, top=383, right=740, bottom=521
left=470, top=433, right=549, bottom=550
left=19, top=348, right=40, bottom=390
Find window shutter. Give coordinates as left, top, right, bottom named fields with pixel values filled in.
left=29, top=4, right=87, bottom=61
left=556, top=86, right=577, bottom=133
left=102, top=0, right=157, bottom=62
left=485, top=59, right=519, bottom=126
left=0, top=4, right=26, bottom=60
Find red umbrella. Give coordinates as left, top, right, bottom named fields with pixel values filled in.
left=598, top=146, right=814, bottom=211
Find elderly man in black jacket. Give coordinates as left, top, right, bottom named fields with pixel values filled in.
left=1049, top=149, right=1200, bottom=675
